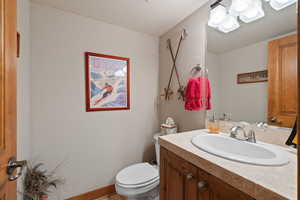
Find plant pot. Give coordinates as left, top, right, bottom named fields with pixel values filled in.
left=39, top=195, right=48, bottom=200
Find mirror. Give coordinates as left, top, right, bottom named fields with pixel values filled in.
left=206, top=0, right=297, bottom=127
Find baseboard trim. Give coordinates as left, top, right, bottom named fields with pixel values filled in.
left=65, top=184, right=116, bottom=200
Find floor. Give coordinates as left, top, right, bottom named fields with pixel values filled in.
left=95, top=194, right=125, bottom=200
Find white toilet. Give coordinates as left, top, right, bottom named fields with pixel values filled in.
left=115, top=133, right=161, bottom=200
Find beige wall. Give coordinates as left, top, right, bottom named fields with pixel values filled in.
left=30, top=3, right=159, bottom=199
left=206, top=52, right=220, bottom=116
left=17, top=0, right=31, bottom=198
left=217, top=40, right=269, bottom=123
left=159, top=4, right=210, bottom=131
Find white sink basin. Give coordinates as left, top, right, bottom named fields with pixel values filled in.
left=191, top=133, right=289, bottom=166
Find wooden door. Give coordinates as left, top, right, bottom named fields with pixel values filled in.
left=0, top=0, right=17, bottom=199
left=160, top=148, right=198, bottom=200
left=268, top=34, right=298, bottom=128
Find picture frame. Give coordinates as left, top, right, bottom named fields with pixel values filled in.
left=237, top=70, right=268, bottom=84
left=85, top=52, right=130, bottom=112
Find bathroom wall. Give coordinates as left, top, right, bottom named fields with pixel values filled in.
left=217, top=40, right=269, bottom=122
left=17, top=0, right=31, bottom=198
left=159, top=4, right=210, bottom=131
left=206, top=52, right=220, bottom=116
left=30, top=3, right=159, bottom=199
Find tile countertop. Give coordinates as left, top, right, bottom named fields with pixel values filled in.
left=159, top=130, right=297, bottom=200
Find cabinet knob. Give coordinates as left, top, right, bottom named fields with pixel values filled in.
left=186, top=173, right=195, bottom=180
left=198, top=181, right=207, bottom=190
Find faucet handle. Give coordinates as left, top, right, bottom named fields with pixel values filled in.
left=230, top=126, right=247, bottom=139
left=247, top=129, right=256, bottom=143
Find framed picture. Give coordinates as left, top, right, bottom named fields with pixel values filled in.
left=237, top=70, right=268, bottom=84
left=85, top=52, right=130, bottom=112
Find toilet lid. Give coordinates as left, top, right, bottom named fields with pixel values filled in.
left=116, top=163, right=159, bottom=187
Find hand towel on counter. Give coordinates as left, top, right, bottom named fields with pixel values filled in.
left=184, top=77, right=212, bottom=111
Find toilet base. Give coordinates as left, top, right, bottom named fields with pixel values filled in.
left=117, top=184, right=159, bottom=200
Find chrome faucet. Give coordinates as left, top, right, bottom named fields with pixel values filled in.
left=230, top=126, right=247, bottom=139
left=247, top=129, right=256, bottom=143
left=230, top=126, right=256, bottom=143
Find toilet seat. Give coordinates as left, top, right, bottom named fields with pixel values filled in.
left=117, top=176, right=159, bottom=188
left=116, top=163, right=159, bottom=189
left=115, top=177, right=159, bottom=197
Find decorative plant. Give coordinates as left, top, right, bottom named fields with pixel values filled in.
left=23, top=163, right=64, bottom=200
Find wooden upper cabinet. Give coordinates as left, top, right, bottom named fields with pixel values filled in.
left=268, top=34, right=297, bottom=128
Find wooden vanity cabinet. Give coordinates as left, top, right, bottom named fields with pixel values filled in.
left=160, top=147, right=198, bottom=200
left=160, top=147, right=255, bottom=200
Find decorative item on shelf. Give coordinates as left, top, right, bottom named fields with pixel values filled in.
left=208, top=0, right=296, bottom=33
left=161, top=117, right=177, bottom=135
left=23, top=162, right=64, bottom=200
left=237, top=70, right=268, bottom=84
left=85, top=52, right=130, bottom=112
left=162, top=29, right=187, bottom=101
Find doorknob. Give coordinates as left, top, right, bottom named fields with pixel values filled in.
left=186, top=173, right=195, bottom=180
left=7, top=157, right=27, bottom=181
left=269, top=117, right=282, bottom=124
left=198, top=180, right=208, bottom=200
left=198, top=181, right=207, bottom=191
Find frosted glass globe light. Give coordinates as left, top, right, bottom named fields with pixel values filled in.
left=270, top=0, right=296, bottom=10
left=230, top=0, right=253, bottom=13
left=275, top=0, right=291, bottom=3
left=208, top=5, right=227, bottom=28
left=240, top=0, right=265, bottom=23
left=218, top=15, right=240, bottom=33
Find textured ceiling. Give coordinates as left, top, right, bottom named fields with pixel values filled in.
left=31, top=0, right=210, bottom=36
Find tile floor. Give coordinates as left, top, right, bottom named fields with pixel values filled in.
left=95, top=194, right=125, bottom=200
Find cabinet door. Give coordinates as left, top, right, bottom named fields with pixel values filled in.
left=160, top=147, right=198, bottom=200
left=198, top=168, right=254, bottom=200
left=198, top=168, right=210, bottom=200
left=268, top=34, right=297, bottom=127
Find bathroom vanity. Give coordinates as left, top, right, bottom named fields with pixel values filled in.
left=159, top=130, right=297, bottom=200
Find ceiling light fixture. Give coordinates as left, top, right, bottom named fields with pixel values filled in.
left=218, top=15, right=240, bottom=33
left=230, top=0, right=254, bottom=15
left=269, top=0, right=297, bottom=10
left=208, top=4, right=227, bottom=28
left=240, top=0, right=265, bottom=23
left=208, top=0, right=297, bottom=34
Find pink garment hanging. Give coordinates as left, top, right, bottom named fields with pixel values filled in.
left=184, top=77, right=212, bottom=111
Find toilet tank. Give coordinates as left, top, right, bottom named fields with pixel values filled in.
left=153, top=133, right=161, bottom=166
